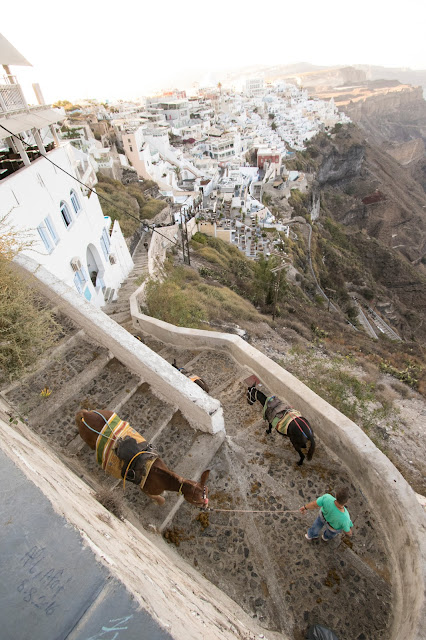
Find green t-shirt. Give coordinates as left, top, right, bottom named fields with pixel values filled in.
left=316, top=494, right=353, bottom=532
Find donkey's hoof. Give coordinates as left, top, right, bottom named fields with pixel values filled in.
left=297, top=461, right=303, bottom=466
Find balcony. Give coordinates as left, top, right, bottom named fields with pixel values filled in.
left=0, top=77, right=27, bottom=114
left=0, top=142, right=55, bottom=180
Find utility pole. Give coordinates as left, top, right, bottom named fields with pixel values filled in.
left=325, top=288, right=336, bottom=312
left=180, top=204, right=191, bottom=265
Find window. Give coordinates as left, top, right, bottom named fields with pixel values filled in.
left=70, top=190, right=81, bottom=214
left=37, top=223, right=54, bottom=253
left=73, top=265, right=88, bottom=295
left=44, top=215, right=59, bottom=245
left=60, top=201, right=73, bottom=228
left=100, top=227, right=111, bottom=259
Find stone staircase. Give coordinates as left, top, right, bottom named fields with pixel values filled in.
left=103, top=237, right=150, bottom=328
left=0, top=291, right=394, bottom=638
left=0, top=315, right=227, bottom=536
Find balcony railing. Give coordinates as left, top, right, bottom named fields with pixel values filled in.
left=0, top=80, right=28, bottom=114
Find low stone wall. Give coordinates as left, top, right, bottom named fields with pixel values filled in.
left=129, top=310, right=426, bottom=640
left=147, top=224, right=179, bottom=276
left=14, top=255, right=224, bottom=436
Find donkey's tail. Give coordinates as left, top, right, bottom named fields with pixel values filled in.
left=307, top=433, right=316, bottom=461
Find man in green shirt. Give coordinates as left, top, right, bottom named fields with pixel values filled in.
left=300, top=487, right=353, bottom=541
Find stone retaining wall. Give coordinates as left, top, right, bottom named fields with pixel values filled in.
left=129, top=307, right=426, bottom=640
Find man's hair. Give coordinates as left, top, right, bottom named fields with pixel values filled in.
left=335, top=487, right=349, bottom=505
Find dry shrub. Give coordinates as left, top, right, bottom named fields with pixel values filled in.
left=375, top=385, right=398, bottom=406
left=361, top=360, right=380, bottom=381
left=0, top=261, right=60, bottom=381
left=286, top=320, right=311, bottom=341
left=389, top=381, right=411, bottom=398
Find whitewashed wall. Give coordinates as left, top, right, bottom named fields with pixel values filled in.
left=0, top=144, right=133, bottom=307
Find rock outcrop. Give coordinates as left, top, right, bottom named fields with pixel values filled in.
left=317, top=143, right=365, bottom=185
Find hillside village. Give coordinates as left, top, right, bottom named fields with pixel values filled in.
left=0, top=38, right=353, bottom=305
left=0, top=32, right=425, bottom=640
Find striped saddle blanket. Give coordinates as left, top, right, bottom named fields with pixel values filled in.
left=263, top=396, right=302, bottom=435
left=95, top=413, right=157, bottom=489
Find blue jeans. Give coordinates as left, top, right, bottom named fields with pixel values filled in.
left=307, top=511, right=341, bottom=540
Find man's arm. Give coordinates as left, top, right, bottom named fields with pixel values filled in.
left=299, top=499, right=318, bottom=513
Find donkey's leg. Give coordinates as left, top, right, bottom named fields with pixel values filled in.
left=266, top=422, right=273, bottom=434
left=290, top=436, right=305, bottom=465
left=146, top=493, right=165, bottom=505
left=296, top=448, right=305, bottom=466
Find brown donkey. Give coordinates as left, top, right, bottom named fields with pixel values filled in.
left=76, top=409, right=209, bottom=507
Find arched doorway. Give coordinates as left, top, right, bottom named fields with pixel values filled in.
left=86, top=244, right=104, bottom=290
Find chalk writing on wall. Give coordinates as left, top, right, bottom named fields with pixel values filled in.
left=85, top=615, right=134, bottom=640
left=17, top=545, right=72, bottom=616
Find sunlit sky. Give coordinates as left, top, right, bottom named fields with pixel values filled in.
left=2, top=0, right=426, bottom=104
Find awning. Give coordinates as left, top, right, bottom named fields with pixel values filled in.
left=0, top=107, right=65, bottom=140
left=0, top=34, right=32, bottom=66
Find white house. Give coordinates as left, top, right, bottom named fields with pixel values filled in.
left=0, top=33, right=133, bottom=307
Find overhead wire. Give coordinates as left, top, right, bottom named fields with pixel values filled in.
left=0, top=122, right=182, bottom=248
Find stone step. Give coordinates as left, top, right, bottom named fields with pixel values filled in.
left=2, top=333, right=111, bottom=418
left=105, top=301, right=130, bottom=314
left=27, top=357, right=141, bottom=444
left=105, top=310, right=132, bottom=325
left=28, top=351, right=114, bottom=428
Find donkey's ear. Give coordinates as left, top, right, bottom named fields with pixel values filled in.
left=200, top=470, right=210, bottom=484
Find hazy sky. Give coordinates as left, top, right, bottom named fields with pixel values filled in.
left=2, top=0, right=426, bottom=103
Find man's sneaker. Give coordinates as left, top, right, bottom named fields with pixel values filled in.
left=305, top=533, right=318, bottom=540
left=321, top=533, right=329, bottom=541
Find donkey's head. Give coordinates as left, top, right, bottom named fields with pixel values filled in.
left=182, top=470, right=210, bottom=508
left=246, top=384, right=258, bottom=405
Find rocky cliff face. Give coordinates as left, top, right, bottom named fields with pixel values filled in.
left=313, top=126, right=426, bottom=267
left=317, top=143, right=365, bottom=185
left=315, top=83, right=426, bottom=154
left=342, top=85, right=425, bottom=124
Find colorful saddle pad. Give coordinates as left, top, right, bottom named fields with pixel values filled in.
left=95, top=413, right=157, bottom=489
left=263, top=396, right=301, bottom=435
left=274, top=410, right=302, bottom=435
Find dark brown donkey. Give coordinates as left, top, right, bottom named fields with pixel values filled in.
left=172, top=359, right=209, bottom=393
left=76, top=409, right=209, bottom=507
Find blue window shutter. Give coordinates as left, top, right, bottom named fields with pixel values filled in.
left=37, top=224, right=53, bottom=252
left=73, top=272, right=83, bottom=294
left=44, top=216, right=59, bottom=245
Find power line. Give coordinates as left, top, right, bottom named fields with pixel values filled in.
left=0, top=123, right=180, bottom=249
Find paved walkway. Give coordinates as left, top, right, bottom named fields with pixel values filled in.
left=0, top=448, right=172, bottom=640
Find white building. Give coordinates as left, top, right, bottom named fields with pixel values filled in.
left=0, top=34, right=133, bottom=307
left=246, top=78, right=264, bottom=97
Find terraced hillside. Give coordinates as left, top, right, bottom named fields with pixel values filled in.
left=1, top=303, right=393, bottom=640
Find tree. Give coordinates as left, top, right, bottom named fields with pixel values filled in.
left=173, top=166, right=182, bottom=183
